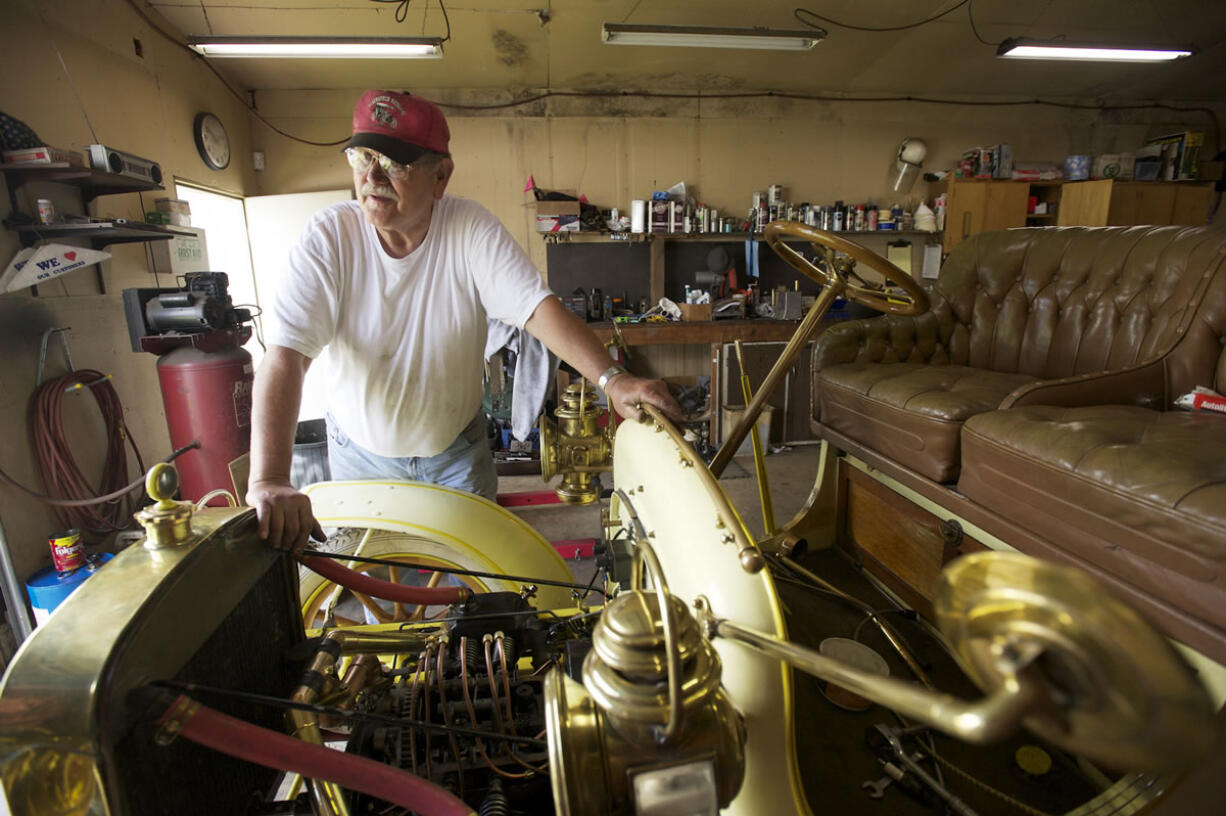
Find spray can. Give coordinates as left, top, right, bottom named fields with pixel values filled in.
left=832, top=201, right=844, bottom=232
left=854, top=205, right=865, bottom=232
left=867, top=206, right=879, bottom=231
left=768, top=184, right=784, bottom=206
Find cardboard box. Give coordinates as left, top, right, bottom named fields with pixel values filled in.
left=679, top=303, right=712, bottom=322
left=650, top=200, right=669, bottom=233
left=2, top=145, right=84, bottom=166
left=150, top=226, right=209, bottom=276
left=535, top=200, right=580, bottom=232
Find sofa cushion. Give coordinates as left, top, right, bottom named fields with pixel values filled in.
left=819, top=363, right=1036, bottom=482
left=958, top=405, right=1226, bottom=639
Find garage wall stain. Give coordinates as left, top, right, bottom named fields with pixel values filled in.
left=492, top=29, right=530, bottom=67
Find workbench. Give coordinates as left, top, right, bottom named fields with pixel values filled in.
left=587, top=318, right=840, bottom=446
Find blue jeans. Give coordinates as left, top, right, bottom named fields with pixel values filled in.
left=325, top=413, right=498, bottom=501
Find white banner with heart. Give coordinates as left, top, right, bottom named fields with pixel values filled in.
left=1, top=243, right=112, bottom=292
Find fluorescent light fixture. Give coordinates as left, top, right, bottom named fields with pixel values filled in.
left=186, top=35, right=444, bottom=59
left=602, top=23, right=823, bottom=51
left=997, top=38, right=1192, bottom=62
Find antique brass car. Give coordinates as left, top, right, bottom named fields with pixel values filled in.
left=2, top=226, right=1221, bottom=816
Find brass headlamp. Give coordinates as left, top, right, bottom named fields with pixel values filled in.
left=544, top=539, right=746, bottom=815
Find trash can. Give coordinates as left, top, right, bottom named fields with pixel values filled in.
left=720, top=404, right=775, bottom=455
left=290, top=418, right=331, bottom=489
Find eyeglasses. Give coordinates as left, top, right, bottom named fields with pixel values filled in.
left=345, top=147, right=413, bottom=180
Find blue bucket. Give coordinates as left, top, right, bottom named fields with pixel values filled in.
left=26, top=553, right=114, bottom=626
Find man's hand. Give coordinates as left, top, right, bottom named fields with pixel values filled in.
left=604, top=374, right=684, bottom=422
left=246, top=479, right=324, bottom=553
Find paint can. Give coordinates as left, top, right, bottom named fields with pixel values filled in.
left=48, top=528, right=85, bottom=573
left=36, top=199, right=55, bottom=224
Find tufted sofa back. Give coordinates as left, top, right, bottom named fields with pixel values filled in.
left=928, top=226, right=1226, bottom=380
left=1164, top=235, right=1226, bottom=399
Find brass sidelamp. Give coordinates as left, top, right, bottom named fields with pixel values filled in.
left=539, top=382, right=614, bottom=505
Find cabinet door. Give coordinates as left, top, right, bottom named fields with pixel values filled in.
left=942, top=182, right=987, bottom=254
left=1172, top=184, right=1212, bottom=225
left=981, top=181, right=1030, bottom=231
left=1057, top=180, right=1113, bottom=226
left=1109, top=182, right=1178, bottom=225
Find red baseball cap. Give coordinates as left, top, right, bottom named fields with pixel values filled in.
left=344, top=89, right=450, bottom=165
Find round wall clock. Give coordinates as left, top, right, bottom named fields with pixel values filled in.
left=193, top=112, right=231, bottom=171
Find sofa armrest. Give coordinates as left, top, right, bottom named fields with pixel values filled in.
left=1003, top=357, right=1168, bottom=410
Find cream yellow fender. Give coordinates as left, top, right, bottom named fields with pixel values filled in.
left=302, top=480, right=577, bottom=611
left=611, top=420, right=811, bottom=816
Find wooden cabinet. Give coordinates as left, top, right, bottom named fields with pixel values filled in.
left=1106, top=182, right=1212, bottom=226
left=1046, top=180, right=1211, bottom=227
left=932, top=178, right=1214, bottom=252
left=937, top=179, right=1029, bottom=253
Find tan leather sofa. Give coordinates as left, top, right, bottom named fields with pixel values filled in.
left=810, top=225, right=1226, bottom=661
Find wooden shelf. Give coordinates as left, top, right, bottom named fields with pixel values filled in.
left=587, top=317, right=838, bottom=346
left=16, top=221, right=192, bottom=250
left=1, top=162, right=164, bottom=203
left=545, top=229, right=940, bottom=243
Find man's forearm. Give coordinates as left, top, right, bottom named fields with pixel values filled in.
left=523, top=295, right=617, bottom=382
left=249, top=346, right=310, bottom=485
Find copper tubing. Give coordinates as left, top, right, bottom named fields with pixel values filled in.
left=460, top=636, right=532, bottom=780
left=491, top=634, right=547, bottom=774
left=156, top=695, right=475, bottom=816
left=435, top=638, right=466, bottom=797
left=408, top=644, right=431, bottom=777
left=317, top=654, right=381, bottom=730
left=482, top=635, right=507, bottom=735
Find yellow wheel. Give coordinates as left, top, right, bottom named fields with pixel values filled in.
left=298, top=480, right=578, bottom=628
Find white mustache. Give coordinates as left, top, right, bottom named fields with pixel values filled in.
left=361, top=183, right=399, bottom=201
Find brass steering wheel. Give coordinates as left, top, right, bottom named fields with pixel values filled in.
left=764, top=221, right=929, bottom=316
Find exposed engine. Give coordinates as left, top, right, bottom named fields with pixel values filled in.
left=339, top=591, right=592, bottom=815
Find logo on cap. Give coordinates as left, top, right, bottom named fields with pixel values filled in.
left=369, top=95, right=406, bottom=130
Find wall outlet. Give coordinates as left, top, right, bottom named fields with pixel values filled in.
left=252, top=151, right=266, bottom=171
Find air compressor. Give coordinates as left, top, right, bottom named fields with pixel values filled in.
left=122, top=272, right=254, bottom=505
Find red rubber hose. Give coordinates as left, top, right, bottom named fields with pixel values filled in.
left=299, top=555, right=471, bottom=605
left=156, top=695, right=475, bottom=816
left=29, top=370, right=147, bottom=534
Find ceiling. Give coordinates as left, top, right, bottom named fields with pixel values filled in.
left=147, top=0, right=1226, bottom=102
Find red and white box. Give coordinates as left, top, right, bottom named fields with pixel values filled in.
left=2, top=146, right=84, bottom=166
left=1176, top=387, right=1226, bottom=414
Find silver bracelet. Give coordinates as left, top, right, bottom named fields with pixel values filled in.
left=597, top=364, right=628, bottom=390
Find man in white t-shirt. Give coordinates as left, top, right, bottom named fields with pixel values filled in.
left=248, top=89, right=681, bottom=550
